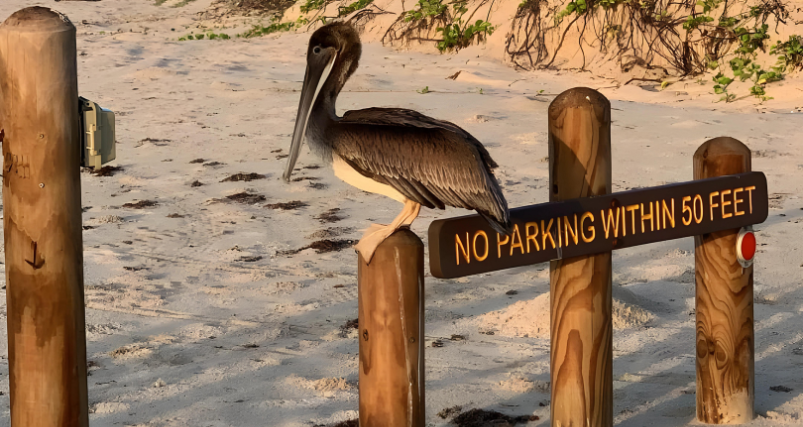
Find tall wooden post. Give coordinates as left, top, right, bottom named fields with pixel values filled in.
left=548, top=87, right=613, bottom=427
left=0, top=7, right=89, bottom=426
left=358, top=229, right=425, bottom=427
left=694, top=137, right=754, bottom=424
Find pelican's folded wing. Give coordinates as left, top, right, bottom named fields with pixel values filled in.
left=334, top=108, right=510, bottom=230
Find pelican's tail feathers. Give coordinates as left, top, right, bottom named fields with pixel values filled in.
left=478, top=210, right=513, bottom=236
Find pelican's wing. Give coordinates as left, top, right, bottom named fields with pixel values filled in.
left=335, top=108, right=511, bottom=232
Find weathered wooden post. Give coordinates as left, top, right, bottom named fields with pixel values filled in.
left=548, top=87, right=613, bottom=427
left=0, top=7, right=89, bottom=426
left=358, top=229, right=425, bottom=426
left=694, top=137, right=754, bottom=424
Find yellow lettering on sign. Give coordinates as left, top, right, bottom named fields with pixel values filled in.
left=709, top=191, right=720, bottom=221
left=745, top=186, right=756, bottom=213
left=694, top=194, right=703, bottom=224
left=682, top=196, right=692, bottom=226
left=733, top=187, right=745, bottom=216
left=525, top=222, right=540, bottom=253
left=563, top=215, right=579, bottom=246
left=662, top=199, right=675, bottom=228
left=626, top=204, right=639, bottom=235
left=473, top=231, right=489, bottom=261
left=640, top=203, right=654, bottom=233
left=541, top=219, right=556, bottom=249
left=509, top=224, right=525, bottom=256
left=654, top=201, right=661, bottom=230
left=496, top=233, right=509, bottom=259
left=601, top=208, right=620, bottom=239
left=656, top=201, right=663, bottom=229
left=581, top=212, right=595, bottom=243
left=556, top=217, right=562, bottom=248
left=721, top=189, right=732, bottom=219
left=456, top=233, right=470, bottom=265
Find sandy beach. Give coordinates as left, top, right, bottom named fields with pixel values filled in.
left=0, top=0, right=802, bottom=425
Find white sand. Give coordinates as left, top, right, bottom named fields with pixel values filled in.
left=0, top=1, right=802, bottom=426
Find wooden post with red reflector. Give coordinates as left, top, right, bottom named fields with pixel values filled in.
left=693, top=137, right=755, bottom=424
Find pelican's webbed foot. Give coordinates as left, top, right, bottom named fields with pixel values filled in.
left=355, top=200, right=420, bottom=264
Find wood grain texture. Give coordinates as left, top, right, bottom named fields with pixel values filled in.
left=358, top=229, right=425, bottom=427
left=0, top=7, right=89, bottom=426
left=548, top=87, right=613, bottom=427
left=693, top=137, right=754, bottom=424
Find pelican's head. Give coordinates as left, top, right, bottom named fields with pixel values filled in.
left=283, top=22, right=362, bottom=182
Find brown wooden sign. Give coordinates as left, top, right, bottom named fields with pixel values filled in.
left=428, top=172, right=768, bottom=278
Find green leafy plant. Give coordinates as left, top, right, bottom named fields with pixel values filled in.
left=404, top=0, right=448, bottom=22
left=338, top=0, right=373, bottom=16
left=555, top=0, right=588, bottom=24
left=417, top=86, right=430, bottom=94
left=435, top=2, right=494, bottom=52
left=712, top=72, right=733, bottom=94
left=771, top=36, right=803, bottom=71
left=300, top=0, right=327, bottom=13
left=179, top=31, right=231, bottom=41
left=682, top=0, right=721, bottom=31
left=718, top=93, right=736, bottom=102
left=437, top=19, right=494, bottom=52
left=683, top=14, right=713, bottom=30
left=238, top=22, right=295, bottom=38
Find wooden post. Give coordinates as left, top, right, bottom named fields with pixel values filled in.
left=0, top=7, right=89, bottom=426
left=358, top=229, right=425, bottom=427
left=548, top=87, right=613, bottom=427
left=693, top=137, right=754, bottom=424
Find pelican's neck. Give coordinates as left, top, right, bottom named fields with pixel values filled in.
left=307, top=57, right=348, bottom=140
left=306, top=54, right=356, bottom=161
left=305, top=86, right=340, bottom=160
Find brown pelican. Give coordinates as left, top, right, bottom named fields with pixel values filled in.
left=284, top=22, right=511, bottom=263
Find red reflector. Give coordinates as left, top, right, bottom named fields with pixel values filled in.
left=740, top=232, right=756, bottom=261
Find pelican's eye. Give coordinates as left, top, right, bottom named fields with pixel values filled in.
left=313, top=46, right=322, bottom=54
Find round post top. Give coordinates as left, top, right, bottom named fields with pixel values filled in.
left=1, top=7, right=74, bottom=33
left=548, top=87, right=610, bottom=122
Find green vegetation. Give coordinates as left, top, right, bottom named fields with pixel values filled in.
left=238, top=22, right=295, bottom=38
left=237, top=16, right=308, bottom=38
left=153, top=0, right=196, bottom=6
left=417, top=86, right=430, bottom=94
left=300, top=0, right=327, bottom=13
left=178, top=31, right=231, bottom=41
left=771, top=36, right=803, bottom=71
left=438, top=2, right=494, bottom=52
left=708, top=20, right=783, bottom=102
left=404, top=0, right=448, bottom=22
left=338, top=0, right=373, bottom=16
left=437, top=19, right=494, bottom=52
left=548, top=0, right=799, bottom=102
left=171, top=0, right=197, bottom=7
left=401, top=0, right=494, bottom=52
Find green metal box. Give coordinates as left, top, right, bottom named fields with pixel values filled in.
left=79, top=96, right=116, bottom=169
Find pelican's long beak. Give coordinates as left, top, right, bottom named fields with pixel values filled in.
left=283, top=48, right=337, bottom=182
